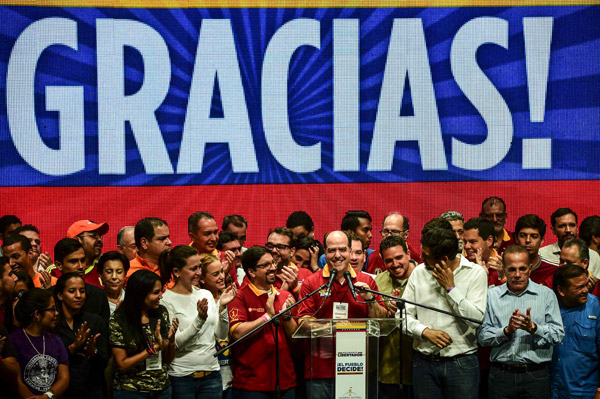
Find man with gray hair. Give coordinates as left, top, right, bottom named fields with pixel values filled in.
left=116, top=226, right=136, bottom=261
left=440, top=211, right=465, bottom=253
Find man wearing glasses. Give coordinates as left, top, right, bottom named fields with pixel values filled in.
left=264, top=227, right=312, bottom=299
left=63, top=220, right=110, bottom=287
left=366, top=212, right=422, bottom=275
left=479, top=197, right=514, bottom=255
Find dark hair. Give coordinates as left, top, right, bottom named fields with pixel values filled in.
left=563, top=238, right=590, bottom=262
left=295, top=236, right=324, bottom=258
left=114, top=270, right=167, bottom=349
left=421, top=218, right=453, bottom=236
left=550, top=208, right=577, bottom=227
left=579, top=216, right=600, bottom=246
left=501, top=245, right=530, bottom=264
left=514, top=214, right=547, bottom=238
left=348, top=233, right=365, bottom=250
left=0, top=215, right=21, bottom=238
left=0, top=256, right=9, bottom=278
left=14, top=271, right=34, bottom=290
left=2, top=234, right=32, bottom=253
left=54, top=272, right=85, bottom=318
left=481, top=196, right=506, bottom=214
left=217, top=231, right=239, bottom=251
left=117, top=226, right=134, bottom=246
left=241, top=246, right=271, bottom=275
left=188, top=212, right=214, bottom=235
left=97, top=251, right=130, bottom=275
left=14, top=288, right=53, bottom=327
left=222, top=214, right=247, bottom=230
left=135, top=217, right=168, bottom=248
left=420, top=228, right=458, bottom=261
left=286, top=211, right=314, bottom=233
left=14, top=224, right=40, bottom=236
left=267, top=227, right=295, bottom=247
left=380, top=235, right=408, bottom=254
left=464, top=218, right=495, bottom=243
left=54, top=238, right=83, bottom=265
left=159, top=245, right=198, bottom=287
left=554, top=263, right=587, bottom=292
left=383, top=212, right=409, bottom=231
left=341, top=211, right=371, bottom=232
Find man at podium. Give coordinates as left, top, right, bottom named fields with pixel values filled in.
left=298, top=230, right=387, bottom=399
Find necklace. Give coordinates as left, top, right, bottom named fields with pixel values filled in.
left=23, top=329, right=49, bottom=380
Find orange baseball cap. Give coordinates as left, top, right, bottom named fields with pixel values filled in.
left=67, top=220, right=109, bottom=238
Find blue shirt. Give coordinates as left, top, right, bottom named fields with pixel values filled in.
left=550, top=294, right=600, bottom=399
left=477, top=280, right=564, bottom=364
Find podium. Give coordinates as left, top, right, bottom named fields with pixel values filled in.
left=293, top=318, right=399, bottom=399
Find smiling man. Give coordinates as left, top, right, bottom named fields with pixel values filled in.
left=299, top=230, right=386, bottom=399
left=375, top=235, right=415, bottom=399
left=189, top=212, right=219, bottom=255
left=550, top=264, right=600, bottom=399
left=478, top=245, right=564, bottom=399
left=480, top=197, right=514, bottom=255
left=2, top=234, right=55, bottom=288
left=540, top=208, right=600, bottom=277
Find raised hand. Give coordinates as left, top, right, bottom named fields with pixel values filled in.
left=83, top=333, right=100, bottom=357
left=221, top=250, right=235, bottom=274
left=167, top=317, right=179, bottom=345
left=197, top=298, right=209, bottom=320
left=38, top=270, right=52, bottom=289
left=265, top=292, right=276, bottom=318
left=220, top=284, right=238, bottom=307
left=278, top=265, right=298, bottom=292
left=432, top=260, right=454, bottom=291
left=71, top=322, right=91, bottom=353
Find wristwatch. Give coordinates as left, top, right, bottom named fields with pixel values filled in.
left=45, top=391, right=55, bottom=399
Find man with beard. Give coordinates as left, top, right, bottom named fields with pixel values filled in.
left=15, top=225, right=52, bottom=273
left=550, top=264, right=600, bottom=399
left=480, top=197, right=514, bottom=255
left=265, top=227, right=312, bottom=298
left=463, top=218, right=504, bottom=286
left=375, top=235, right=416, bottom=399
left=440, top=211, right=465, bottom=254
left=540, top=208, right=600, bottom=277
left=366, top=212, right=422, bottom=275
left=298, top=230, right=386, bottom=399
left=64, top=220, right=109, bottom=287
left=2, top=234, right=55, bottom=288
left=227, top=246, right=297, bottom=398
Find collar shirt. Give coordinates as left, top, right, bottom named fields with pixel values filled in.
left=403, top=255, right=488, bottom=356
left=540, top=243, right=600, bottom=278
left=550, top=294, right=600, bottom=399
left=477, top=280, right=564, bottom=364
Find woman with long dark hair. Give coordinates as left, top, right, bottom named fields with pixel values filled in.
left=10, top=288, right=69, bottom=398
left=53, top=272, right=108, bottom=399
left=110, top=269, right=178, bottom=399
left=159, top=245, right=236, bottom=399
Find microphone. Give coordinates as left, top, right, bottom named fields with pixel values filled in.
left=324, top=268, right=338, bottom=298
left=343, top=270, right=357, bottom=301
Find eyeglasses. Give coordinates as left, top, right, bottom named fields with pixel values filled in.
left=265, top=243, right=290, bottom=252
left=256, top=260, right=278, bottom=269
left=380, top=229, right=407, bottom=237
left=41, top=306, right=58, bottom=313
left=80, top=232, right=101, bottom=240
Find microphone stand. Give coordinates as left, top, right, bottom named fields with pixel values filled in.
left=355, top=286, right=483, bottom=325
left=214, top=281, right=329, bottom=399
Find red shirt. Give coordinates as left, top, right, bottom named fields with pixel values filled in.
left=531, top=259, right=558, bottom=287
left=240, top=263, right=314, bottom=299
left=228, top=283, right=296, bottom=391
left=497, top=229, right=515, bottom=256
left=298, top=265, right=381, bottom=379
left=366, top=243, right=422, bottom=275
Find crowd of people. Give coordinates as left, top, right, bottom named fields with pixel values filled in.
left=0, top=196, right=598, bottom=399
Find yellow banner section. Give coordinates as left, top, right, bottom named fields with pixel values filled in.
left=1, top=0, right=598, bottom=8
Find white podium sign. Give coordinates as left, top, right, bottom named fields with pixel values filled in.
left=335, top=322, right=367, bottom=399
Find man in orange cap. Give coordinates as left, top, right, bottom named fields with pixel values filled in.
left=63, top=220, right=109, bottom=287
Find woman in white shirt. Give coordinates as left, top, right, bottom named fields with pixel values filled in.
left=198, top=253, right=238, bottom=399
left=159, top=245, right=236, bottom=399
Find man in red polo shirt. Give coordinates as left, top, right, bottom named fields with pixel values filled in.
left=298, top=230, right=387, bottom=399
left=228, top=245, right=297, bottom=398
left=480, top=196, right=514, bottom=255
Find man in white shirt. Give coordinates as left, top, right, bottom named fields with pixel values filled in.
left=403, top=227, right=488, bottom=399
left=539, top=208, right=600, bottom=277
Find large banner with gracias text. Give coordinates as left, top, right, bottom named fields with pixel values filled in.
left=0, top=2, right=599, bottom=250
